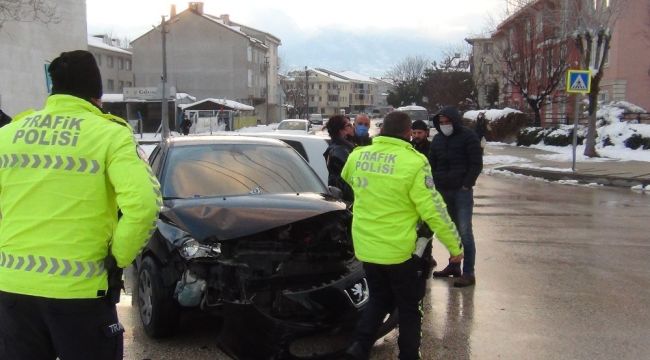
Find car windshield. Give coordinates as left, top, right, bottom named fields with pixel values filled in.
left=278, top=121, right=306, bottom=130
left=162, top=143, right=326, bottom=198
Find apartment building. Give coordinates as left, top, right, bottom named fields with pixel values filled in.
left=131, top=2, right=282, bottom=122
left=318, top=69, right=376, bottom=114
left=0, top=0, right=87, bottom=115
left=282, top=69, right=350, bottom=118
left=88, top=35, right=134, bottom=94
left=467, top=0, right=650, bottom=126
left=465, top=37, right=501, bottom=108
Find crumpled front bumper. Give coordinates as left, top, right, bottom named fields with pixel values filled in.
left=217, top=264, right=369, bottom=359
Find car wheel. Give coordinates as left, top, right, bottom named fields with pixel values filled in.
left=137, top=256, right=180, bottom=338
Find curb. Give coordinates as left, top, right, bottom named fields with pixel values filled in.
left=496, top=166, right=649, bottom=188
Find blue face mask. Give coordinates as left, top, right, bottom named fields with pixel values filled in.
left=355, top=125, right=369, bottom=137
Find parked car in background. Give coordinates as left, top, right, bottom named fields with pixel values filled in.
left=308, top=113, right=324, bottom=125
left=246, top=132, right=329, bottom=184
left=276, top=119, right=312, bottom=133
left=396, top=104, right=430, bottom=126
left=134, top=136, right=396, bottom=358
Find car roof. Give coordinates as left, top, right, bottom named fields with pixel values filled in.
left=166, top=135, right=288, bottom=147
left=279, top=119, right=309, bottom=122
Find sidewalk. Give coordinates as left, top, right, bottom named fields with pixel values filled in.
left=485, top=143, right=650, bottom=188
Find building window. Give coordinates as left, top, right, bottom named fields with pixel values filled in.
left=536, top=13, right=543, bottom=34
left=247, top=46, right=252, bottom=62
left=107, top=56, right=114, bottom=68
left=483, top=43, right=491, bottom=53
left=485, top=63, right=493, bottom=74
left=125, top=59, right=131, bottom=70
left=248, top=69, right=252, bottom=87
left=107, top=79, right=114, bottom=91
left=118, top=58, right=124, bottom=70
left=118, top=81, right=124, bottom=91
left=126, top=81, right=132, bottom=87
left=94, top=53, right=102, bottom=66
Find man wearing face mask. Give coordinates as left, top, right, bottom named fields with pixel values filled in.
left=428, top=106, right=482, bottom=287
left=351, top=114, right=372, bottom=146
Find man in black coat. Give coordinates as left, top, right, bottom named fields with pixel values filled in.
left=323, top=115, right=355, bottom=203
left=428, top=106, right=482, bottom=287
left=410, top=119, right=430, bottom=155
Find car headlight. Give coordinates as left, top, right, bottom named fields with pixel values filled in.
left=179, top=238, right=221, bottom=259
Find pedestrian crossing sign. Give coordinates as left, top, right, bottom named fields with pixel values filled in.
left=566, top=70, right=591, bottom=94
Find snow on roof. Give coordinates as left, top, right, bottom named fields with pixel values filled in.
left=176, top=93, right=196, bottom=102
left=397, top=105, right=427, bottom=111
left=201, top=14, right=269, bottom=49
left=88, top=36, right=132, bottom=55
left=338, top=71, right=376, bottom=83
left=463, top=108, right=523, bottom=122
left=102, top=93, right=196, bottom=103
left=311, top=68, right=350, bottom=82
left=179, top=98, right=255, bottom=111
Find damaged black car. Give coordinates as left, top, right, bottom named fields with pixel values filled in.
left=133, top=136, right=395, bottom=359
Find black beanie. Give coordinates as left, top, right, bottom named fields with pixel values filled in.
left=411, top=119, right=428, bottom=131
left=49, top=50, right=103, bottom=102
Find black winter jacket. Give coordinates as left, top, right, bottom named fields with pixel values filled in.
left=411, top=138, right=430, bottom=155
left=427, top=106, right=483, bottom=190
left=323, top=136, right=355, bottom=202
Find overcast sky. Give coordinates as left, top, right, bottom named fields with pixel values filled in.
left=86, top=0, right=505, bottom=76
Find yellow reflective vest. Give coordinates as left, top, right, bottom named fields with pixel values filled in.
left=0, top=95, right=161, bottom=299
left=341, top=136, right=462, bottom=265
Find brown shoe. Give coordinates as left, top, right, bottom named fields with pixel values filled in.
left=453, top=274, right=476, bottom=287
left=432, top=262, right=461, bottom=278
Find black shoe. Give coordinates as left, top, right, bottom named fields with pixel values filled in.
left=453, top=274, right=476, bottom=287
left=432, top=262, right=461, bottom=278
left=344, top=342, right=369, bottom=360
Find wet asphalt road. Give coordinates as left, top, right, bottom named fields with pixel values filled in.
left=119, top=154, right=650, bottom=359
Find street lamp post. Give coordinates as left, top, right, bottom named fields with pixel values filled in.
left=305, top=66, right=309, bottom=119
left=265, top=56, right=270, bottom=124
left=160, top=15, right=170, bottom=139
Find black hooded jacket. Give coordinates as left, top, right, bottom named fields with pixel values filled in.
left=323, top=136, right=355, bottom=202
left=427, top=106, right=483, bottom=190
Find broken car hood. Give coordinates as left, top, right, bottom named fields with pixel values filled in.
left=161, top=193, right=346, bottom=241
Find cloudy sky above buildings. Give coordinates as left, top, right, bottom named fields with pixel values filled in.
left=86, top=0, right=506, bottom=77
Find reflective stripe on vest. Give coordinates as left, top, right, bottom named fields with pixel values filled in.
left=0, top=153, right=101, bottom=174
left=0, top=252, right=105, bottom=278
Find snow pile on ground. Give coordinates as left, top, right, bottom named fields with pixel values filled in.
left=464, top=108, right=522, bottom=122
left=483, top=155, right=530, bottom=165
left=631, top=184, right=650, bottom=192
left=520, top=102, right=650, bottom=162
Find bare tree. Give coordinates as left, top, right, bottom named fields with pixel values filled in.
left=281, top=71, right=308, bottom=119
left=384, top=56, right=430, bottom=83
left=571, top=0, right=629, bottom=157
left=0, top=0, right=58, bottom=30
left=495, top=2, right=570, bottom=126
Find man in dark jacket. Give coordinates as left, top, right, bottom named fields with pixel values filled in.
left=410, top=119, right=430, bottom=155
left=323, top=115, right=355, bottom=203
left=428, top=106, right=482, bottom=287
left=0, top=109, right=11, bottom=127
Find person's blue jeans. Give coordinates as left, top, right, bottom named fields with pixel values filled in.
left=439, top=188, right=476, bottom=276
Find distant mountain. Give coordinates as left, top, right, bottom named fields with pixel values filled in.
left=278, top=30, right=446, bottom=77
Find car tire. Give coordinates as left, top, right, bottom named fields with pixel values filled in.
left=137, top=256, right=180, bottom=338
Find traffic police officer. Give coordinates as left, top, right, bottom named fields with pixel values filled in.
left=0, top=50, right=160, bottom=360
left=342, top=111, right=463, bottom=360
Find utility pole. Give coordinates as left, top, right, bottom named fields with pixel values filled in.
left=304, top=66, right=309, bottom=119
left=160, top=15, right=170, bottom=139
left=265, top=56, right=270, bottom=124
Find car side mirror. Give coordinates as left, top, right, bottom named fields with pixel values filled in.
left=328, top=186, right=343, bottom=199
